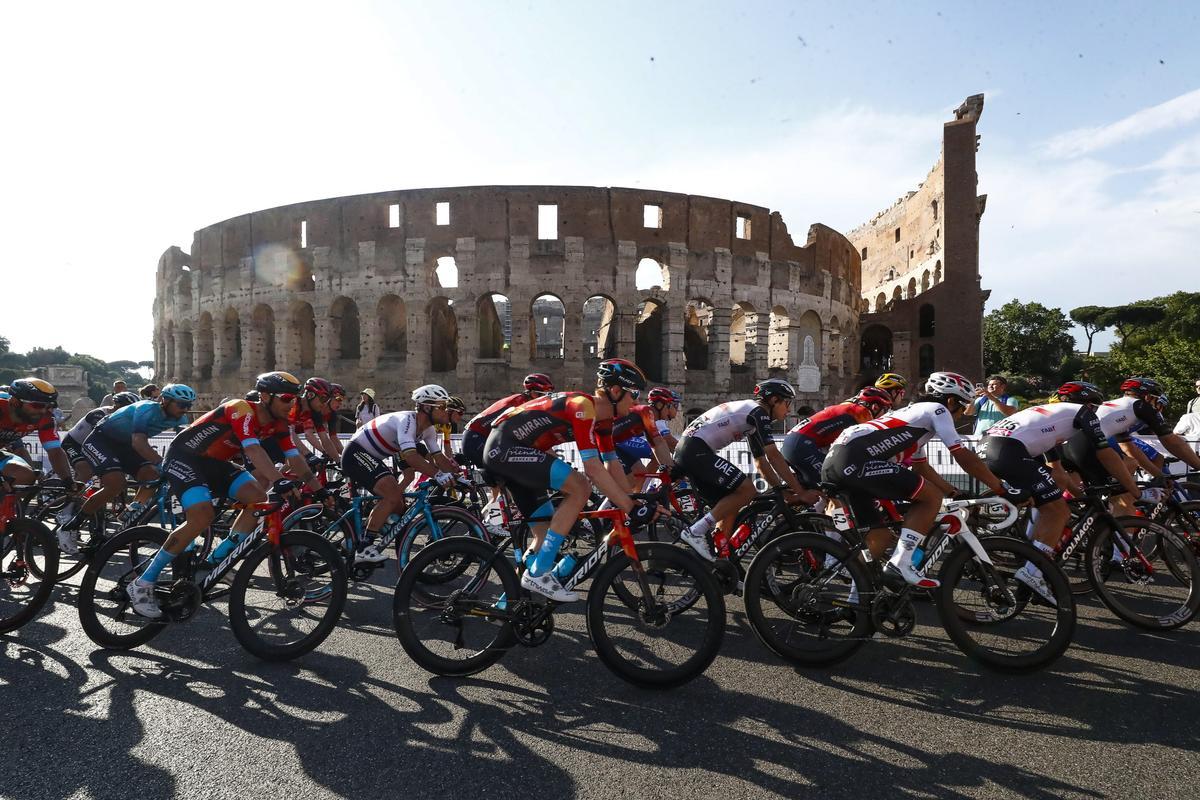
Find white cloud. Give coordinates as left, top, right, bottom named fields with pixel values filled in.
left=1042, top=87, right=1200, bottom=159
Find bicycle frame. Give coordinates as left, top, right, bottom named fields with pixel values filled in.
left=1059, top=494, right=1150, bottom=570
left=192, top=502, right=284, bottom=596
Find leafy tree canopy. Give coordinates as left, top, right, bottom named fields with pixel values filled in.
left=983, top=300, right=1076, bottom=382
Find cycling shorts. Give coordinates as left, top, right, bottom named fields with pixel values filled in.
left=980, top=436, right=1062, bottom=507
left=62, top=436, right=88, bottom=466
left=1060, top=433, right=1115, bottom=487
left=779, top=432, right=825, bottom=489
left=481, top=429, right=572, bottom=519
left=459, top=430, right=501, bottom=486
left=672, top=436, right=746, bottom=507
left=162, top=452, right=255, bottom=510
left=83, top=432, right=154, bottom=477
left=820, top=444, right=923, bottom=528
left=341, top=441, right=395, bottom=491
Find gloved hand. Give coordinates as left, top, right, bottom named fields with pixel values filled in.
left=272, top=478, right=300, bottom=496
left=628, top=501, right=654, bottom=532
left=434, top=471, right=455, bottom=488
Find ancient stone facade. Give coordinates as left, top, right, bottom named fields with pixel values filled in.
left=153, top=187, right=863, bottom=422
left=847, top=95, right=990, bottom=386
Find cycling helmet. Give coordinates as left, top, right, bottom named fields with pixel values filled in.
left=523, top=373, right=555, bottom=394
left=854, top=386, right=894, bottom=412
left=111, top=391, right=140, bottom=408
left=1120, top=376, right=1163, bottom=396
left=754, top=378, right=797, bottom=401
left=161, top=383, right=197, bottom=405
left=9, top=378, right=58, bottom=405
left=647, top=387, right=675, bottom=405
left=874, top=373, right=908, bottom=391
left=1054, top=381, right=1104, bottom=406
left=597, top=358, right=647, bottom=392
left=670, top=389, right=683, bottom=403
left=446, top=396, right=467, bottom=414
left=255, top=371, right=302, bottom=395
left=330, top=383, right=346, bottom=399
left=303, top=377, right=334, bottom=399
left=245, top=390, right=261, bottom=402
left=924, top=371, right=974, bottom=403
left=412, top=384, right=451, bottom=407
left=1157, top=393, right=1169, bottom=410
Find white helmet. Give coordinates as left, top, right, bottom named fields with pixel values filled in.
left=924, top=371, right=974, bottom=403
left=412, top=384, right=451, bottom=407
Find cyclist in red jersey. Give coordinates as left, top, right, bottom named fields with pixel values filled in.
left=610, top=393, right=675, bottom=488
left=460, top=373, right=554, bottom=487
left=291, top=377, right=340, bottom=460
left=779, top=386, right=893, bottom=488
left=325, top=383, right=347, bottom=458
left=483, top=359, right=657, bottom=601
left=125, top=371, right=323, bottom=618
left=0, top=378, right=72, bottom=486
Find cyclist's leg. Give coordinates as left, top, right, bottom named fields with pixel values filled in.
left=341, top=441, right=401, bottom=561
left=132, top=463, right=160, bottom=505
left=674, top=437, right=755, bottom=558
left=78, top=434, right=132, bottom=517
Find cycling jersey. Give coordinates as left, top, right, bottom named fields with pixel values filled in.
left=831, top=402, right=964, bottom=463
left=0, top=393, right=60, bottom=451
left=350, top=411, right=440, bottom=460
left=681, top=399, right=774, bottom=456
left=289, top=401, right=328, bottom=435
left=466, top=393, right=528, bottom=436
left=93, top=399, right=188, bottom=442
left=65, top=406, right=113, bottom=445
left=1096, top=396, right=1172, bottom=440
left=611, top=405, right=662, bottom=445
left=490, top=392, right=615, bottom=461
left=170, top=400, right=298, bottom=462
left=982, top=403, right=1106, bottom=457
left=786, top=402, right=873, bottom=448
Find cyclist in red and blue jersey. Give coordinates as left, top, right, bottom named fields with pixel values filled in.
left=290, top=377, right=341, bottom=460
left=780, top=386, right=893, bottom=489
left=460, top=373, right=554, bottom=481
left=124, top=372, right=323, bottom=619
left=610, top=395, right=674, bottom=482
left=0, top=378, right=72, bottom=486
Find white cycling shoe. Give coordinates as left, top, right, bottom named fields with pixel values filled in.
left=355, top=545, right=388, bottom=564
left=1014, top=563, right=1057, bottom=606
left=57, top=528, right=82, bottom=556
left=883, top=559, right=940, bottom=590
left=125, top=580, right=164, bottom=619
left=520, top=570, right=580, bottom=603
left=678, top=529, right=715, bottom=562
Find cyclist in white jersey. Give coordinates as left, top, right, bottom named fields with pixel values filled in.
left=340, top=384, right=458, bottom=563
left=60, top=392, right=138, bottom=481
left=674, top=379, right=812, bottom=561
left=822, top=371, right=1017, bottom=589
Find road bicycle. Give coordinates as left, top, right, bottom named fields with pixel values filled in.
left=0, top=476, right=58, bottom=633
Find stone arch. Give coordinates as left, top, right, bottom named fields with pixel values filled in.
left=933, top=260, right=942, bottom=285
left=196, top=312, right=214, bottom=381
left=583, top=295, right=618, bottom=361
left=477, top=293, right=511, bottom=360
left=251, top=304, right=276, bottom=372
left=429, top=297, right=458, bottom=373
left=684, top=299, right=712, bottom=371
left=796, top=310, right=822, bottom=393
left=531, top=293, right=565, bottom=360
left=730, top=302, right=757, bottom=372
left=329, top=296, right=361, bottom=361
left=221, top=308, right=241, bottom=373
left=635, top=257, right=669, bottom=291
left=378, top=295, right=407, bottom=361
left=919, top=303, right=936, bottom=338
left=165, top=321, right=176, bottom=379
left=874, top=293, right=886, bottom=313
left=635, top=298, right=667, bottom=382
left=907, top=277, right=917, bottom=299
left=768, top=306, right=790, bottom=372
left=892, top=286, right=902, bottom=303
left=435, top=256, right=459, bottom=289
left=921, top=270, right=931, bottom=292
left=290, top=301, right=316, bottom=371
left=861, top=324, right=893, bottom=374
left=918, top=343, right=935, bottom=377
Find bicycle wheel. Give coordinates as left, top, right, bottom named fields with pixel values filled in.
left=393, top=535, right=518, bottom=677
left=937, top=536, right=1075, bottom=672
left=1086, top=517, right=1199, bottom=630
left=587, top=542, right=725, bottom=688
left=0, top=519, right=59, bottom=634
left=76, top=526, right=170, bottom=649
left=397, top=506, right=490, bottom=578
left=227, top=530, right=348, bottom=661
left=742, top=531, right=873, bottom=667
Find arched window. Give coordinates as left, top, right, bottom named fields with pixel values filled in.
left=583, top=295, right=617, bottom=360
left=907, top=277, right=917, bottom=299
left=860, top=325, right=893, bottom=373
left=531, top=294, right=565, bottom=360
left=176, top=273, right=192, bottom=311
left=684, top=300, right=712, bottom=371
left=635, top=299, right=667, bottom=382
left=378, top=295, right=407, bottom=361
left=635, top=258, right=669, bottom=291
left=768, top=307, right=790, bottom=371
left=429, top=297, right=458, bottom=372
left=933, top=260, right=942, bottom=285
left=921, top=270, right=931, bottom=292
left=919, top=304, right=935, bottom=338
left=730, top=303, right=757, bottom=372
left=221, top=308, right=241, bottom=373
left=892, top=286, right=902, bottom=303
left=478, top=293, right=511, bottom=359
left=875, top=293, right=887, bottom=312
left=329, top=297, right=361, bottom=361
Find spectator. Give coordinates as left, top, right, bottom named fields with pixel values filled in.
left=100, top=380, right=127, bottom=407
left=1188, top=378, right=1200, bottom=417
left=140, top=384, right=160, bottom=399
left=356, top=388, right=380, bottom=428
left=965, top=374, right=1019, bottom=435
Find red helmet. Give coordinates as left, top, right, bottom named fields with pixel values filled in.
left=647, top=387, right=675, bottom=405
left=304, top=377, right=334, bottom=399
left=1055, top=381, right=1103, bottom=405
left=1120, top=376, right=1162, bottom=396
left=854, top=386, right=893, bottom=413
left=330, top=382, right=347, bottom=399
left=523, top=373, right=555, bottom=393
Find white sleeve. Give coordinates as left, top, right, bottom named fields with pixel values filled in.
left=930, top=405, right=965, bottom=450
left=422, top=426, right=443, bottom=454
left=395, top=413, right=419, bottom=451
left=1175, top=414, right=1200, bottom=438
left=656, top=419, right=671, bottom=436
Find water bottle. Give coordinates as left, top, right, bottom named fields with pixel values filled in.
left=729, top=523, right=752, bottom=550
left=551, top=554, right=578, bottom=583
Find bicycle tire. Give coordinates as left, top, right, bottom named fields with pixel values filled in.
left=0, top=519, right=59, bottom=634
left=227, top=529, right=348, bottom=661
left=937, top=536, right=1075, bottom=672
left=741, top=531, right=872, bottom=667
left=1085, top=517, right=1200, bottom=630
left=396, top=506, right=491, bottom=578
left=393, top=535, right=519, bottom=677
left=586, top=542, right=725, bottom=688
left=76, top=525, right=170, bottom=649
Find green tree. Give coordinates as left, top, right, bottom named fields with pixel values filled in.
left=1097, top=304, right=1166, bottom=342
left=1069, top=305, right=1109, bottom=356
left=25, top=346, right=71, bottom=366
left=983, top=300, right=1076, bottom=381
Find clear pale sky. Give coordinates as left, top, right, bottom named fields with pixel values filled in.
left=2, top=1, right=1197, bottom=361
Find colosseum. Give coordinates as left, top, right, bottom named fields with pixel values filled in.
left=153, top=95, right=987, bottom=427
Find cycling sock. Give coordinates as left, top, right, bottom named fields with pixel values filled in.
left=528, top=530, right=565, bottom=577
left=1025, top=508, right=1039, bottom=541
left=1032, top=539, right=1054, bottom=555
left=888, top=529, right=924, bottom=568
left=139, top=548, right=176, bottom=585
left=687, top=513, right=716, bottom=538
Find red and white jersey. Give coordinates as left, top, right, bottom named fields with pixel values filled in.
left=983, top=403, right=1105, bottom=457
left=350, top=411, right=441, bottom=459
left=830, top=401, right=965, bottom=463
left=1096, top=396, right=1171, bottom=440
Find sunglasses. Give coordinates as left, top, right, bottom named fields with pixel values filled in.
left=22, top=400, right=51, bottom=411
left=275, top=394, right=298, bottom=403
left=173, top=401, right=194, bottom=411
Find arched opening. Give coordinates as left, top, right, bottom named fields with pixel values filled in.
left=907, top=277, right=917, bottom=299
left=933, top=260, right=942, bottom=285
left=684, top=300, right=712, bottom=371
left=860, top=325, right=893, bottom=374
left=435, top=256, right=458, bottom=289
left=921, top=270, right=931, bottom=292
left=768, top=307, right=790, bottom=372
left=221, top=308, right=241, bottom=373
left=291, top=302, right=316, bottom=371
left=796, top=310, right=823, bottom=393
left=635, top=257, right=669, bottom=291
left=583, top=295, right=618, bottom=361
left=251, top=304, right=276, bottom=372
left=730, top=303, right=758, bottom=373
left=196, top=312, right=214, bottom=380
left=891, top=286, right=902, bottom=304
left=378, top=295, right=407, bottom=362
left=477, top=293, right=511, bottom=360
left=329, top=296, right=361, bottom=361
left=429, top=297, right=458, bottom=372
left=635, top=298, right=666, bottom=382
left=918, top=343, right=935, bottom=377
left=874, top=293, right=887, bottom=312
left=531, top=293, right=565, bottom=360
left=165, top=322, right=176, bottom=379
left=919, top=304, right=936, bottom=338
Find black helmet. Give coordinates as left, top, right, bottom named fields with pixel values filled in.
left=1120, top=377, right=1163, bottom=396
left=255, top=371, right=302, bottom=395
left=10, top=378, right=58, bottom=405
left=1055, top=381, right=1104, bottom=406
left=112, top=391, right=140, bottom=408
left=244, top=390, right=261, bottom=402
left=597, top=358, right=647, bottom=392
left=754, top=378, right=796, bottom=402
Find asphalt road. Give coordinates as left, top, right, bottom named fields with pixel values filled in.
left=4, top=568, right=1198, bottom=800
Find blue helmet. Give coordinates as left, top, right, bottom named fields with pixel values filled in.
left=161, top=383, right=197, bottom=404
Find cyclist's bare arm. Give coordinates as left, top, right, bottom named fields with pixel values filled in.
left=950, top=447, right=1005, bottom=494
left=586, top=459, right=635, bottom=512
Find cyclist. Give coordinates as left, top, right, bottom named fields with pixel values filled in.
left=459, top=373, right=555, bottom=477
left=483, top=358, right=655, bottom=602
left=60, top=391, right=139, bottom=483
left=326, top=383, right=347, bottom=458
left=980, top=381, right=1135, bottom=600
left=674, top=379, right=812, bottom=562
left=610, top=386, right=678, bottom=486
left=342, top=384, right=460, bottom=564
left=780, top=386, right=893, bottom=490
left=822, top=371, right=1016, bottom=589
left=398, top=395, right=468, bottom=492
left=874, top=372, right=908, bottom=408
left=124, top=372, right=323, bottom=618
left=0, top=378, right=72, bottom=486
left=288, top=377, right=341, bottom=461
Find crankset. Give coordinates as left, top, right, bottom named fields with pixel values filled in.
left=512, top=602, right=554, bottom=646
left=870, top=589, right=916, bottom=637
left=159, top=579, right=203, bottom=623
left=711, top=558, right=739, bottom=595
